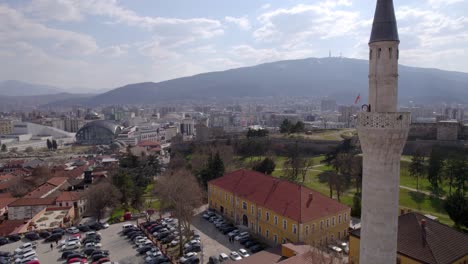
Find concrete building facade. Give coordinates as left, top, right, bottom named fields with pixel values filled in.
left=356, top=1, right=410, bottom=263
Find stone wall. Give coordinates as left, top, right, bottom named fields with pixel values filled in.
left=408, top=123, right=437, bottom=140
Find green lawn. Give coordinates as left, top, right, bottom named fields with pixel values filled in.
left=238, top=154, right=455, bottom=228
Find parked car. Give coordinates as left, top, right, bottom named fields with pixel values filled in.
left=249, top=245, right=264, bottom=253
left=160, top=234, right=176, bottom=244
left=180, top=252, right=198, bottom=264
left=52, top=228, right=65, bottom=235
left=45, top=233, right=62, bottom=242
left=234, top=232, right=249, bottom=241
left=82, top=247, right=96, bottom=256
left=66, top=227, right=80, bottom=234
left=221, top=226, right=236, bottom=234
left=243, top=240, right=256, bottom=247
left=94, top=257, right=111, bottom=264
left=238, top=249, right=250, bottom=258
left=122, top=223, right=134, bottom=230
left=137, top=245, right=156, bottom=255
left=66, top=253, right=86, bottom=261
left=77, top=225, right=91, bottom=232
left=14, top=243, right=36, bottom=254
left=89, top=222, right=105, bottom=231
left=238, top=237, right=251, bottom=244
left=7, top=234, right=21, bottom=242
left=184, top=244, right=201, bottom=253
left=229, top=251, right=242, bottom=261
left=67, top=257, right=87, bottom=264
left=218, top=253, right=229, bottom=262
left=0, top=237, right=8, bottom=245
left=61, top=250, right=78, bottom=260
left=227, top=229, right=239, bottom=238
left=208, top=256, right=220, bottom=264
left=328, top=245, right=343, bottom=254
left=61, top=241, right=81, bottom=251
left=145, top=249, right=162, bottom=258
left=146, top=255, right=169, bottom=264
left=24, top=232, right=40, bottom=241
left=39, top=231, right=50, bottom=239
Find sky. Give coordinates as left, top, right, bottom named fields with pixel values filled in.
left=0, top=0, right=467, bottom=91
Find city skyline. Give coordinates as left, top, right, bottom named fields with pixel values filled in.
left=0, top=0, right=467, bottom=91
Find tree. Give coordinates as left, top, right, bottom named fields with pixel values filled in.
left=112, top=171, right=134, bottom=209
left=280, top=119, right=293, bottom=134
left=1, top=144, right=6, bottom=152
left=409, top=150, right=426, bottom=191
left=449, top=154, right=467, bottom=195
left=318, top=171, right=336, bottom=199
left=46, top=139, right=52, bottom=150
left=52, top=140, right=58, bottom=150
left=291, top=121, right=305, bottom=133
left=427, top=147, right=444, bottom=195
left=246, top=128, right=268, bottom=138
left=86, top=181, right=121, bottom=221
left=253, top=157, right=276, bottom=175
left=444, top=191, right=468, bottom=228
left=31, top=166, right=52, bottom=186
left=155, top=170, right=203, bottom=256
left=351, top=192, right=362, bottom=217
left=197, top=152, right=225, bottom=189
left=350, top=155, right=363, bottom=193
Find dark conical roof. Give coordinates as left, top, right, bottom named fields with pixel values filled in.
left=369, top=0, right=399, bottom=43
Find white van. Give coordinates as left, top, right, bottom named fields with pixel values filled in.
left=14, top=243, right=33, bottom=253
left=15, top=250, right=36, bottom=263
left=14, top=248, right=35, bottom=258
left=122, top=223, right=134, bottom=229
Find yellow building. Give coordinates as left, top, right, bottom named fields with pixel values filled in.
left=208, top=169, right=351, bottom=246
left=349, top=213, right=468, bottom=264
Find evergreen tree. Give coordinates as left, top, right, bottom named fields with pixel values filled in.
left=253, top=157, right=276, bottom=175
left=1, top=144, right=6, bottom=152
left=52, top=140, right=58, bottom=150
left=211, top=152, right=225, bottom=179
left=46, top=139, right=52, bottom=150
left=444, top=191, right=468, bottom=228
left=291, top=121, right=305, bottom=133
left=351, top=192, right=362, bottom=217
left=409, top=150, right=426, bottom=191
left=112, top=171, right=134, bottom=208
left=427, top=147, right=444, bottom=195
left=280, top=119, right=293, bottom=134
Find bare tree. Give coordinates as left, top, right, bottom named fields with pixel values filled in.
left=154, top=170, right=203, bottom=256
left=86, top=181, right=121, bottom=221
left=30, top=166, right=52, bottom=186
left=9, top=176, right=29, bottom=197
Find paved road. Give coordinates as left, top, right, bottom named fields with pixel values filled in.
left=399, top=185, right=446, bottom=200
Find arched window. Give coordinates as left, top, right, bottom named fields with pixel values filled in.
left=369, top=49, right=373, bottom=60
left=397, top=49, right=399, bottom=59
left=389, top=48, right=393, bottom=59
left=378, top=48, right=382, bottom=59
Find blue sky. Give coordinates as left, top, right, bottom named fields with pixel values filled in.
left=0, top=0, right=467, bottom=91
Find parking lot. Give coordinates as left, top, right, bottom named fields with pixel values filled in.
left=191, top=212, right=245, bottom=263
left=0, top=221, right=144, bottom=264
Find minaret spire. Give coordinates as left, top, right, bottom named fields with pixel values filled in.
left=370, top=0, right=399, bottom=43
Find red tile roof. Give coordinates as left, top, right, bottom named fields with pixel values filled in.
left=0, top=220, right=28, bottom=236
left=25, top=183, right=57, bottom=198
left=0, top=180, right=14, bottom=191
left=209, top=170, right=350, bottom=223
left=137, top=141, right=161, bottom=147
left=46, top=177, right=69, bottom=187
left=0, top=197, right=17, bottom=209
left=51, top=165, right=87, bottom=179
left=56, top=191, right=83, bottom=202
left=0, top=192, right=13, bottom=198
left=0, top=174, right=14, bottom=182
left=9, top=197, right=56, bottom=207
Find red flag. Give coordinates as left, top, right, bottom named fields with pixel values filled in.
left=354, top=93, right=361, bottom=104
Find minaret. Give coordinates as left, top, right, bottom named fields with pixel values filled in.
left=357, top=0, right=410, bottom=263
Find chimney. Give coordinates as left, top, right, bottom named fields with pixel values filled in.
left=421, top=219, right=427, bottom=247
left=306, top=193, right=313, bottom=208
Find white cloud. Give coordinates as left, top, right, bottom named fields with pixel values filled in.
left=100, top=44, right=129, bottom=57
left=23, top=0, right=82, bottom=22
left=225, top=16, right=251, bottom=30
left=261, top=4, right=271, bottom=10
left=0, top=4, right=98, bottom=55
left=254, top=1, right=363, bottom=45
left=427, top=0, right=464, bottom=7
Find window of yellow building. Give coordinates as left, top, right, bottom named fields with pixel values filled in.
left=292, top=224, right=297, bottom=234
left=283, top=220, right=287, bottom=230
left=242, top=202, right=247, bottom=210
left=251, top=205, right=254, bottom=215
left=274, top=216, right=278, bottom=225
left=274, top=234, right=278, bottom=244
left=332, top=217, right=335, bottom=226
left=326, top=219, right=330, bottom=228
left=266, top=211, right=270, bottom=221
left=266, top=230, right=269, bottom=238
left=312, top=223, right=315, bottom=232
left=320, top=221, right=324, bottom=229
left=344, top=213, right=348, bottom=222
left=258, top=225, right=262, bottom=233
left=305, top=225, right=309, bottom=235
left=257, top=208, right=262, bottom=220
left=338, top=215, right=342, bottom=224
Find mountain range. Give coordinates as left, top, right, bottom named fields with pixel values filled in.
left=84, top=57, right=468, bottom=106
left=4, top=57, right=468, bottom=107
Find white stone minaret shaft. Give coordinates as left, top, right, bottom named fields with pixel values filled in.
left=357, top=0, right=410, bottom=263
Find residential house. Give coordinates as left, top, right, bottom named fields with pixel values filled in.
left=8, top=197, right=56, bottom=220
left=349, top=213, right=468, bottom=264
left=56, top=191, right=87, bottom=218
left=208, top=170, right=351, bottom=246
left=0, top=197, right=17, bottom=216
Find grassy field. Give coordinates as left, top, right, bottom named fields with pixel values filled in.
left=243, top=154, right=454, bottom=226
